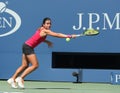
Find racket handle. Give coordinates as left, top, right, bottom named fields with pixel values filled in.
left=76, top=34, right=84, bottom=37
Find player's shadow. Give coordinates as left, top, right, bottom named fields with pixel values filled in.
left=25, top=87, right=71, bottom=90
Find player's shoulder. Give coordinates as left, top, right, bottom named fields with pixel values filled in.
left=39, top=27, right=44, bottom=31
left=39, top=27, right=52, bottom=33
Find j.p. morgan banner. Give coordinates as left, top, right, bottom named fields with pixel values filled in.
left=73, top=13, right=120, bottom=31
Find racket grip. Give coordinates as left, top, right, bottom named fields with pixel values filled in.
left=76, top=34, right=83, bottom=37
left=76, top=35, right=81, bottom=37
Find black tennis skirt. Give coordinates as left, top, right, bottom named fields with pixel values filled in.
left=22, top=43, right=35, bottom=55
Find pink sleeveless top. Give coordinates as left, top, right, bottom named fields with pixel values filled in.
left=25, top=29, right=46, bottom=48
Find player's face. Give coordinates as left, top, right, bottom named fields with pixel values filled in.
left=43, top=20, right=51, bottom=29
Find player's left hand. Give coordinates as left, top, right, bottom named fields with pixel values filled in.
left=47, top=41, right=53, bottom=48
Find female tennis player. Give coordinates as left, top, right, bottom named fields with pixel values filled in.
left=7, top=17, right=76, bottom=88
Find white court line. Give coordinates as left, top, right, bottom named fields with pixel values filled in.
left=0, top=92, right=23, bottom=93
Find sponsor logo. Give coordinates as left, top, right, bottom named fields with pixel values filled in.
left=111, top=72, right=120, bottom=84
left=73, top=13, right=120, bottom=31
left=0, top=2, right=21, bottom=37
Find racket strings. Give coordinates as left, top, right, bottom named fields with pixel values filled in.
left=75, top=29, right=99, bottom=37
left=84, top=29, right=99, bottom=36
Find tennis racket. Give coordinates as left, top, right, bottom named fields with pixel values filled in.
left=76, top=28, right=99, bottom=37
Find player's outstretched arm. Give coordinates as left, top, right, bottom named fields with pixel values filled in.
left=45, top=30, right=76, bottom=38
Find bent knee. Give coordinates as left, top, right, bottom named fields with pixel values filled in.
left=21, top=64, right=29, bottom=69
left=33, top=64, right=39, bottom=69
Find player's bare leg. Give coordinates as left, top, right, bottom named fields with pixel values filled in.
left=16, top=54, right=39, bottom=88
left=12, top=54, right=29, bottom=80
left=7, top=54, right=29, bottom=88
left=20, top=54, right=39, bottom=79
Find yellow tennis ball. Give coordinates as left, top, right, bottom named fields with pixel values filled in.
left=66, top=38, right=70, bottom=42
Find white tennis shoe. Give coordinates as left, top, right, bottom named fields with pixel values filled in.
left=15, top=77, right=24, bottom=88
left=7, top=78, right=18, bottom=88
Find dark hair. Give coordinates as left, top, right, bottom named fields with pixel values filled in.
left=42, top=17, right=51, bottom=26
